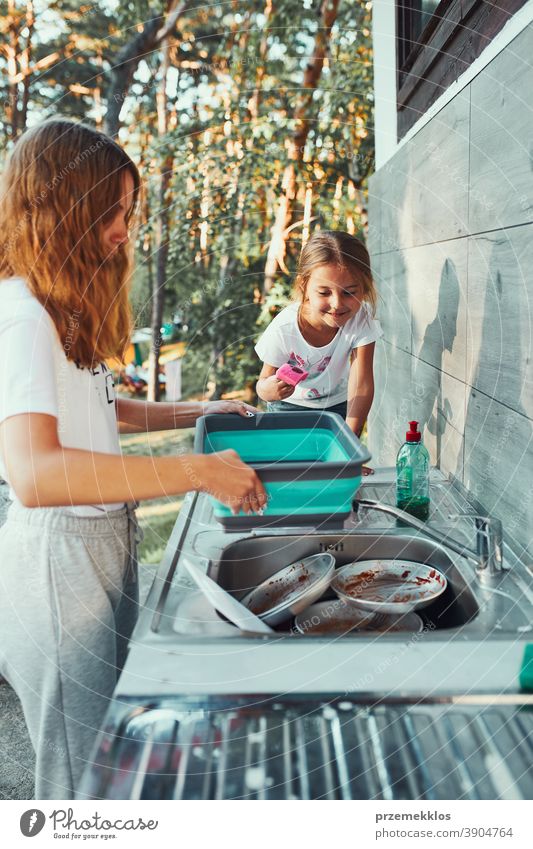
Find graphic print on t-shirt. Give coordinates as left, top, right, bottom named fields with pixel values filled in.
left=75, top=361, right=116, bottom=405
left=288, top=350, right=338, bottom=399
left=288, top=350, right=331, bottom=378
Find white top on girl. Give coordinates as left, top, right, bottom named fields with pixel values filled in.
left=0, top=277, right=124, bottom=514
left=255, top=301, right=382, bottom=408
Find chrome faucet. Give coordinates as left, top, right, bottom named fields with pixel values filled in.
left=353, top=499, right=505, bottom=577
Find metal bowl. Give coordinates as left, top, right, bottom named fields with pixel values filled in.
left=294, top=599, right=376, bottom=635
left=241, top=553, right=336, bottom=626
left=294, top=600, right=424, bottom=635
left=363, top=611, right=424, bottom=633
left=331, top=559, right=447, bottom=615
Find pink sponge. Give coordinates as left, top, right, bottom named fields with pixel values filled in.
left=276, top=363, right=309, bottom=386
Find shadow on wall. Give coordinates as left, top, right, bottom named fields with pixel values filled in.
left=412, top=258, right=460, bottom=469
left=462, top=234, right=532, bottom=560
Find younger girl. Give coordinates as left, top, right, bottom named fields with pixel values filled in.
left=0, top=119, right=266, bottom=799
left=255, top=231, right=382, bottom=463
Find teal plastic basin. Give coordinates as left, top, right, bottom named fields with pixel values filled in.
left=203, top=427, right=350, bottom=463
left=194, top=411, right=370, bottom=528
left=210, top=475, right=362, bottom=521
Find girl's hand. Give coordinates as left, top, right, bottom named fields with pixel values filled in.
left=362, top=465, right=374, bottom=476
left=260, top=375, right=295, bottom=401
left=202, top=400, right=257, bottom=418
left=194, top=450, right=267, bottom=515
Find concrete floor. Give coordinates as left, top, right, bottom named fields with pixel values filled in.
left=0, top=684, right=35, bottom=800
left=0, top=561, right=158, bottom=800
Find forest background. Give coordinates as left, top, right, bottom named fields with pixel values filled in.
left=1, top=0, right=374, bottom=402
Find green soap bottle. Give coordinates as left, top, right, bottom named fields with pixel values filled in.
left=396, top=421, right=430, bottom=520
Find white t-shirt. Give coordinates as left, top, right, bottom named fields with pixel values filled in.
left=255, top=301, right=383, bottom=408
left=0, top=277, right=124, bottom=515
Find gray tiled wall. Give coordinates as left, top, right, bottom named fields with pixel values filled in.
left=367, top=24, right=533, bottom=561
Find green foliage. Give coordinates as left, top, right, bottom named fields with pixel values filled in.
left=1, top=0, right=374, bottom=399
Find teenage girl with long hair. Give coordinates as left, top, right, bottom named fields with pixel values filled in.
left=0, top=119, right=266, bottom=799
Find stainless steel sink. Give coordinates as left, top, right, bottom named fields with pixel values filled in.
left=208, top=533, right=479, bottom=634
left=146, top=483, right=530, bottom=641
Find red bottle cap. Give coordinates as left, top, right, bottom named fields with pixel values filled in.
left=406, top=421, right=421, bottom=442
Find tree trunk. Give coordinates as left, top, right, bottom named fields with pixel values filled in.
left=263, top=0, right=340, bottom=292
left=147, top=45, right=178, bottom=402
left=93, top=47, right=104, bottom=129
left=6, top=0, right=20, bottom=140
left=104, top=0, right=188, bottom=138
left=148, top=62, right=168, bottom=402
left=248, top=0, right=273, bottom=121
left=208, top=14, right=252, bottom=399
left=19, top=0, right=34, bottom=133
left=147, top=198, right=169, bottom=401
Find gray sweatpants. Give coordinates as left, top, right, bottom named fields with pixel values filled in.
left=0, top=501, right=140, bottom=800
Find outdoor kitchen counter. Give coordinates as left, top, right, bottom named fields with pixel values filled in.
left=116, top=468, right=533, bottom=700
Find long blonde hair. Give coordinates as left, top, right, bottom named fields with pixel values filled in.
left=293, top=230, right=378, bottom=316
left=0, top=119, right=140, bottom=367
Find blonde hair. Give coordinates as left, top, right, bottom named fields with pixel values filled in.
left=293, top=230, right=377, bottom=316
left=0, top=119, right=140, bottom=367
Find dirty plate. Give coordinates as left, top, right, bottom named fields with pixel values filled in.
left=241, top=553, right=335, bottom=627
left=294, top=599, right=376, bottom=635
left=331, top=559, right=447, bottom=615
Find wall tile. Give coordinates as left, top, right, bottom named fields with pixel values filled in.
left=467, top=225, right=533, bottom=418
left=408, top=238, right=469, bottom=382
left=410, top=357, right=466, bottom=481
left=469, top=25, right=533, bottom=233
left=409, top=90, right=470, bottom=246
left=379, top=143, right=412, bottom=254
left=463, top=389, right=533, bottom=561
left=368, top=342, right=413, bottom=466
left=371, top=91, right=470, bottom=252
left=374, top=249, right=411, bottom=354
left=367, top=171, right=382, bottom=257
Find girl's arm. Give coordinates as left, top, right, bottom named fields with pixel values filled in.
left=256, top=363, right=295, bottom=402
left=0, top=413, right=266, bottom=514
left=346, top=342, right=376, bottom=437
left=116, top=397, right=257, bottom=433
